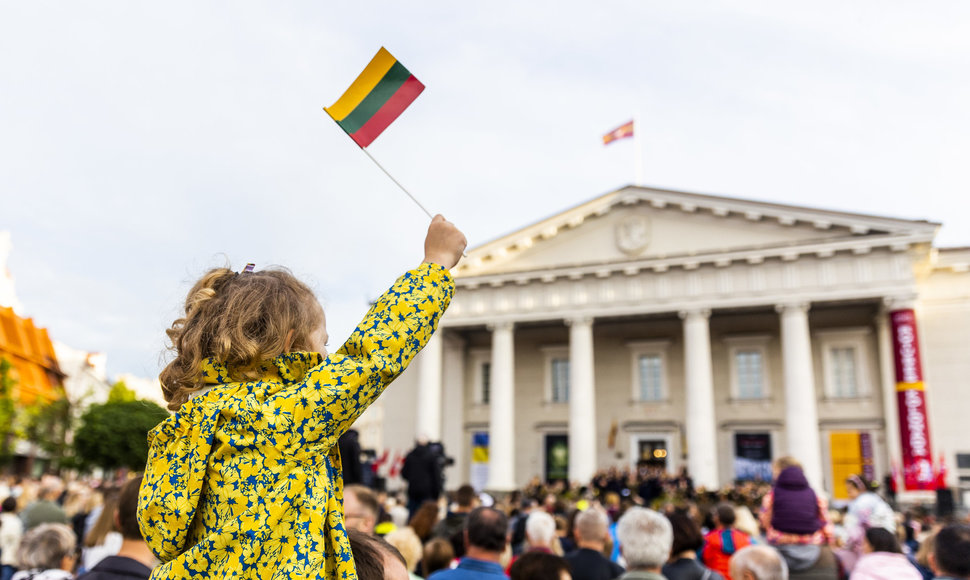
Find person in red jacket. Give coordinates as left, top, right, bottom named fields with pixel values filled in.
left=702, top=504, right=752, bottom=580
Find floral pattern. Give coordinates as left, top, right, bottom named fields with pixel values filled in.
left=137, top=263, right=454, bottom=579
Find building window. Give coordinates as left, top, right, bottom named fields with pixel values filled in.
left=817, top=328, right=872, bottom=399
left=638, top=354, right=663, bottom=401
left=551, top=358, right=570, bottom=403
left=541, top=346, right=570, bottom=404
left=627, top=340, right=671, bottom=403
left=736, top=350, right=764, bottom=399
left=469, top=348, right=491, bottom=405
left=829, top=346, right=858, bottom=398
left=480, top=361, right=491, bottom=404
left=725, top=335, right=772, bottom=401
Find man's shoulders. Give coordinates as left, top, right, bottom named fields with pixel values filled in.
left=78, top=555, right=152, bottom=580
left=430, top=558, right=508, bottom=580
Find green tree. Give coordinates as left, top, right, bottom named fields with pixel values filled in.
left=73, top=398, right=169, bottom=471
left=107, top=380, right=137, bottom=403
left=0, top=358, right=16, bottom=466
left=22, top=394, right=73, bottom=472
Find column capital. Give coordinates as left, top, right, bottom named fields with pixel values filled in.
left=565, top=316, right=594, bottom=327
left=487, top=321, right=515, bottom=332
left=881, top=294, right=918, bottom=313
left=678, top=309, right=711, bottom=321
left=775, top=302, right=810, bottom=314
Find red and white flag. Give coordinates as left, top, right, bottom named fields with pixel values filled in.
left=603, top=120, right=634, bottom=145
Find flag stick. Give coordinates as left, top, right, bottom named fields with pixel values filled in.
left=634, top=113, right=644, bottom=186
left=361, top=147, right=434, bottom=220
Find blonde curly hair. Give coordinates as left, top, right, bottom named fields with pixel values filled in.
left=160, top=266, right=324, bottom=411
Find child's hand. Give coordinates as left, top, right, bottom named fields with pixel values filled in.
left=423, top=214, right=467, bottom=269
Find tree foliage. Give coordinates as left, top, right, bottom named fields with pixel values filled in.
left=73, top=395, right=169, bottom=471
left=0, top=358, right=16, bottom=466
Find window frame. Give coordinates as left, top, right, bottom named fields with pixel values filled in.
left=816, top=328, right=872, bottom=400
left=626, top=340, right=671, bottom=403
left=469, top=347, right=492, bottom=406
left=541, top=345, right=570, bottom=404
left=724, top=335, right=773, bottom=402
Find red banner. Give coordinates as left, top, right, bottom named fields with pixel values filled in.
left=890, top=309, right=934, bottom=490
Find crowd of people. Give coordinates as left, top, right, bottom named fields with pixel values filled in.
left=0, top=455, right=969, bottom=579
left=0, top=474, right=155, bottom=580
left=340, top=455, right=970, bottom=580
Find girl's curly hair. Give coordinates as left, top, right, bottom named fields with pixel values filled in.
left=160, top=267, right=323, bottom=411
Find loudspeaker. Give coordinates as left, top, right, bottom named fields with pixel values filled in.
left=936, top=488, right=955, bottom=518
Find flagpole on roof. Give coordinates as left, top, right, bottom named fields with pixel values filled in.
left=634, top=112, right=644, bottom=186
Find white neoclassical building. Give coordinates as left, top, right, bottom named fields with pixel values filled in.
left=375, top=185, right=970, bottom=501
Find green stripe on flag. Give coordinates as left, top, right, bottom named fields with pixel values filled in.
left=337, top=61, right=411, bottom=135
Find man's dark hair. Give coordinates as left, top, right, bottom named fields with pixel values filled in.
left=456, top=484, right=476, bottom=508
left=935, top=524, right=970, bottom=578
left=348, top=528, right=406, bottom=580
left=117, top=476, right=144, bottom=540
left=667, top=511, right=703, bottom=555
left=865, top=527, right=901, bottom=554
left=1, top=497, right=16, bottom=513
left=714, top=503, right=736, bottom=527
left=510, top=551, right=571, bottom=580
left=466, top=506, right=508, bottom=552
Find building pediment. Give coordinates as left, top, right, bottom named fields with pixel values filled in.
left=455, top=186, right=939, bottom=281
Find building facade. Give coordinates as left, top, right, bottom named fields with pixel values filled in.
left=375, top=186, right=970, bottom=500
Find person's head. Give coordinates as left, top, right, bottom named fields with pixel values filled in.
left=733, top=506, right=760, bottom=538
left=17, top=523, right=77, bottom=572
left=116, top=476, right=144, bottom=541
left=931, top=524, right=970, bottom=579
left=421, top=537, right=455, bottom=577
left=38, top=479, right=63, bottom=502
left=845, top=474, right=869, bottom=500
left=730, top=545, right=788, bottom=580
left=1, top=496, right=17, bottom=513
left=713, top=503, right=736, bottom=529
left=465, top=506, right=508, bottom=554
left=455, top=484, right=477, bottom=510
left=667, top=511, right=704, bottom=556
left=574, top=507, right=610, bottom=545
left=615, top=507, right=672, bottom=571
left=408, top=500, right=440, bottom=540
left=160, top=266, right=326, bottom=411
left=526, top=510, right=557, bottom=548
left=772, top=456, right=801, bottom=480
left=384, top=527, right=422, bottom=575
left=509, top=551, right=572, bottom=580
left=344, top=484, right=380, bottom=534
left=348, top=528, right=409, bottom=580
left=863, top=527, right=900, bottom=554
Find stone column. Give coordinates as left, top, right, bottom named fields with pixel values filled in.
left=415, top=332, right=443, bottom=441
left=680, top=309, right=719, bottom=489
left=487, top=322, right=516, bottom=491
left=568, top=317, right=596, bottom=484
left=876, top=301, right=903, bottom=476
left=778, top=302, right=824, bottom=492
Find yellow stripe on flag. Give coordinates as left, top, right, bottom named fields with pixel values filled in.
left=896, top=381, right=925, bottom=391
left=326, top=48, right=398, bottom=121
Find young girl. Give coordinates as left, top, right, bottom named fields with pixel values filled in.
left=137, top=215, right=466, bottom=579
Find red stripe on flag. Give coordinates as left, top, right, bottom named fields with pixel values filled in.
left=351, top=75, right=425, bottom=148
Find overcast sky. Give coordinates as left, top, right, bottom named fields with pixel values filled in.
left=2, top=1, right=968, bottom=381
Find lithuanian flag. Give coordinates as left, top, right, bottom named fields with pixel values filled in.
left=325, top=47, right=425, bottom=148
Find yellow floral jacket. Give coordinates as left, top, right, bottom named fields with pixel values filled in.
left=137, top=263, right=454, bottom=579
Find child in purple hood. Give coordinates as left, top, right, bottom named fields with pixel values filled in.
left=759, top=456, right=834, bottom=546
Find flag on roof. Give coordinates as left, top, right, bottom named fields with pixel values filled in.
left=325, top=47, right=425, bottom=148
left=603, top=120, right=634, bottom=145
